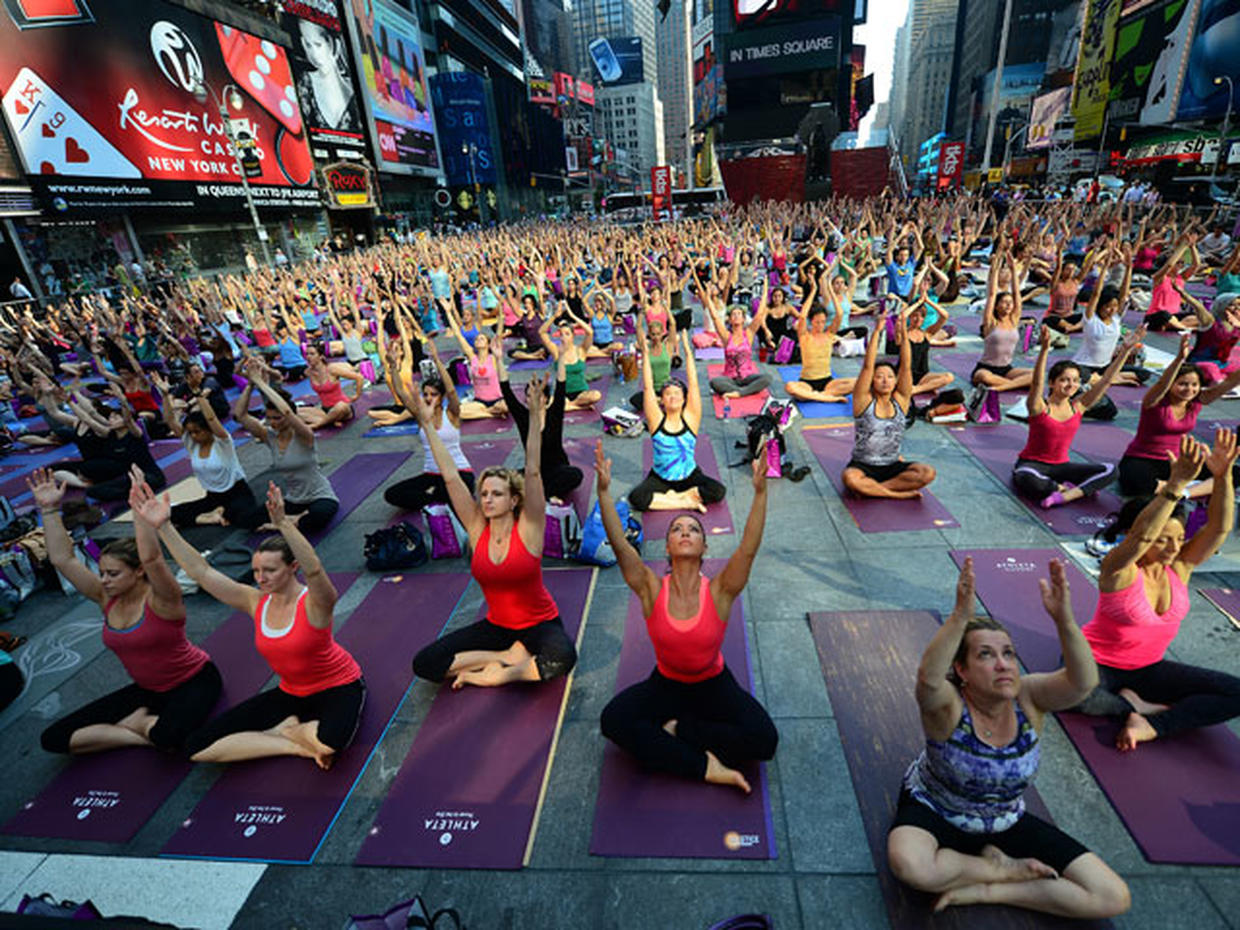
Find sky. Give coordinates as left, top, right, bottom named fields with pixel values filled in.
left=854, top=0, right=910, bottom=144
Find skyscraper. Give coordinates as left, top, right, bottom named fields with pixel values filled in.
left=890, top=0, right=957, bottom=163
left=657, top=0, right=693, bottom=180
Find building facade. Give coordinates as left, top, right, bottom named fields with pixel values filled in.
left=596, top=82, right=665, bottom=179
left=657, top=0, right=693, bottom=180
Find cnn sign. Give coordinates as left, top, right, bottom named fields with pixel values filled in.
left=937, top=142, right=964, bottom=189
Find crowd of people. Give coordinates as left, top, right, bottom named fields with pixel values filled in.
left=5, top=190, right=1240, bottom=920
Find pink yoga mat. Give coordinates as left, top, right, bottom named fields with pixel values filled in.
left=3, top=573, right=357, bottom=843
left=948, top=423, right=1120, bottom=536
left=640, top=438, right=735, bottom=538
left=802, top=427, right=958, bottom=532
left=162, top=571, right=471, bottom=863
left=354, top=568, right=594, bottom=869
left=589, top=560, right=775, bottom=859
left=954, top=548, right=1240, bottom=866
left=707, top=365, right=768, bottom=418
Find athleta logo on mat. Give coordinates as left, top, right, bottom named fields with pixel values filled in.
left=425, top=810, right=480, bottom=834
left=997, top=557, right=1037, bottom=573
left=72, top=790, right=120, bottom=815
left=235, top=804, right=286, bottom=828
left=723, top=831, right=761, bottom=851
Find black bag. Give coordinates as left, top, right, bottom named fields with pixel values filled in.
left=1082, top=394, right=1118, bottom=421
left=364, top=521, right=429, bottom=572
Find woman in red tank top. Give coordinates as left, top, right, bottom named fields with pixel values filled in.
left=131, top=479, right=363, bottom=770
left=297, top=344, right=364, bottom=430
left=594, top=440, right=777, bottom=793
left=32, top=467, right=220, bottom=755
left=402, top=372, right=577, bottom=689
left=1012, top=324, right=1142, bottom=510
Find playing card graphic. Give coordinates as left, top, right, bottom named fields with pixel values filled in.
left=2, top=66, right=140, bottom=176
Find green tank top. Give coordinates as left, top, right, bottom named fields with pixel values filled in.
left=649, top=343, right=672, bottom=390
left=565, top=357, right=588, bottom=394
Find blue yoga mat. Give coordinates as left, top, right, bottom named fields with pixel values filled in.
left=363, top=422, right=421, bottom=438
left=776, top=366, right=852, bottom=419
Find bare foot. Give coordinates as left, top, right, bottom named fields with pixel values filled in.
left=500, top=640, right=533, bottom=667
left=195, top=506, right=227, bottom=526
left=453, top=661, right=506, bottom=689
left=724, top=391, right=741, bottom=400
left=934, top=883, right=992, bottom=911
left=704, top=750, right=751, bottom=794
left=1118, top=687, right=1170, bottom=716
left=686, top=487, right=707, bottom=513
left=663, top=718, right=679, bottom=737
left=886, top=489, right=923, bottom=500
left=313, top=749, right=335, bottom=771
left=980, top=844, right=1058, bottom=882
left=1116, top=711, right=1158, bottom=751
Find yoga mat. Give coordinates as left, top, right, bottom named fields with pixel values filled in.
left=935, top=353, right=1025, bottom=402
left=1070, top=424, right=1134, bottom=463
left=162, top=571, right=470, bottom=863
left=508, top=358, right=551, bottom=371
left=459, top=415, right=513, bottom=436
left=112, top=476, right=207, bottom=523
left=362, top=421, right=421, bottom=438
left=707, top=366, right=769, bottom=418
left=776, top=366, right=852, bottom=419
left=561, top=436, right=598, bottom=520
left=461, top=438, right=517, bottom=472
left=563, top=375, right=611, bottom=425
left=640, top=438, right=735, bottom=538
left=589, top=561, right=775, bottom=859
left=801, top=426, right=958, bottom=532
left=247, top=451, right=409, bottom=547
left=808, top=609, right=1110, bottom=930
left=0, top=575, right=358, bottom=843
left=948, top=424, right=1121, bottom=536
left=354, top=567, right=595, bottom=869
left=955, top=548, right=1240, bottom=866
left=693, top=330, right=724, bottom=360
left=1200, top=588, right=1240, bottom=631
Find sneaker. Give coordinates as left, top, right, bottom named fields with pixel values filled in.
left=1085, top=532, right=1119, bottom=559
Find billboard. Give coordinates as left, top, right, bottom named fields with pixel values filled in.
left=588, top=37, right=644, bottom=85
left=1110, top=0, right=1199, bottom=125
left=1028, top=87, right=1072, bottom=149
left=937, top=141, right=964, bottom=190
left=554, top=73, right=594, bottom=108
left=1176, top=0, right=1240, bottom=122
left=724, top=16, right=840, bottom=80
left=847, top=44, right=864, bottom=130
left=692, top=18, right=724, bottom=126
left=279, top=0, right=368, bottom=164
left=0, top=0, right=319, bottom=214
left=343, top=0, right=440, bottom=176
left=651, top=165, right=671, bottom=220
left=733, top=0, right=847, bottom=27
left=429, top=72, right=496, bottom=187
left=1071, top=0, right=1121, bottom=140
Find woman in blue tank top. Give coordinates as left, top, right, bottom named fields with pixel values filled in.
left=887, top=557, right=1130, bottom=920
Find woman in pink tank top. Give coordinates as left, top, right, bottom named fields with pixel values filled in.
left=594, top=440, right=777, bottom=793
left=32, top=467, right=220, bottom=756
left=297, top=344, right=363, bottom=430
left=1076, top=431, right=1240, bottom=751
left=703, top=278, right=773, bottom=399
left=443, top=299, right=508, bottom=420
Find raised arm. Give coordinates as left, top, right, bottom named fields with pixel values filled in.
left=126, top=467, right=184, bottom=618
left=518, top=374, right=547, bottom=551
left=1020, top=560, right=1098, bottom=714
left=1140, top=332, right=1192, bottom=408
left=1027, top=326, right=1051, bottom=417
left=230, top=360, right=268, bottom=441
left=1079, top=326, right=1144, bottom=410
left=637, top=318, right=662, bottom=428
left=914, top=557, right=972, bottom=734
left=263, top=482, right=338, bottom=627
left=1177, top=428, right=1238, bottom=569
left=851, top=311, right=886, bottom=416
left=29, top=468, right=103, bottom=604
left=680, top=331, right=703, bottom=431
left=593, top=440, right=658, bottom=606
left=712, top=450, right=768, bottom=609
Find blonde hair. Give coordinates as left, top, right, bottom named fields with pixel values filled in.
left=477, top=466, right=524, bottom=514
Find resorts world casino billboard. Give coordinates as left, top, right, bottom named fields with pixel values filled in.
left=0, top=0, right=320, bottom=214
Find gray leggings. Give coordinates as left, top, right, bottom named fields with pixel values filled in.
left=709, top=373, right=771, bottom=397
left=1074, top=659, right=1240, bottom=737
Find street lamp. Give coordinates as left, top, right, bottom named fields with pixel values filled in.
left=461, top=141, right=485, bottom=223
left=192, top=79, right=271, bottom=268
left=1002, top=121, right=1029, bottom=180
left=1213, top=76, right=1235, bottom=184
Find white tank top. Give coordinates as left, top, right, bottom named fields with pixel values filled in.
left=423, top=411, right=471, bottom=474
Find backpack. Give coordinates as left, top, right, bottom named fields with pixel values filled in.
left=364, top=521, right=429, bottom=572
left=576, top=499, right=642, bottom=567
left=543, top=501, right=583, bottom=559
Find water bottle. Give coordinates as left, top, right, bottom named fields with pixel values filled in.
left=723, top=398, right=731, bottom=419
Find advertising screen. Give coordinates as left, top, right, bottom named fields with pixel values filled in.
left=343, top=0, right=440, bottom=176
left=1072, top=0, right=1121, bottom=140
left=724, top=16, right=840, bottom=80
left=429, top=72, right=496, bottom=187
left=692, top=16, right=724, bottom=127
left=1176, top=0, right=1239, bottom=122
left=1110, top=0, right=1198, bottom=125
left=279, top=0, right=368, bottom=164
left=1028, top=87, right=1071, bottom=149
left=588, top=37, right=644, bottom=86
left=733, top=0, right=846, bottom=28
left=0, top=0, right=319, bottom=213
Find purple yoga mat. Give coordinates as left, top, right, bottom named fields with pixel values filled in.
left=563, top=375, right=611, bottom=425
left=354, top=568, right=594, bottom=869
left=802, top=427, right=958, bottom=532
left=1, top=575, right=358, bottom=843
left=562, top=436, right=598, bottom=520
left=589, top=561, right=775, bottom=859
left=247, top=451, right=409, bottom=547
left=459, top=415, right=513, bottom=436
left=934, top=352, right=1025, bottom=401
left=1070, top=424, right=1134, bottom=463
left=162, top=571, right=469, bottom=863
left=640, top=438, right=735, bottom=538
left=948, top=424, right=1120, bottom=536
left=1200, top=588, right=1240, bottom=630
left=461, top=438, right=517, bottom=472
left=956, top=548, right=1240, bottom=866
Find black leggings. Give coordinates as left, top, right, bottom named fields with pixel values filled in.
left=500, top=378, right=582, bottom=499
left=0, top=661, right=25, bottom=713
left=412, top=616, right=576, bottom=682
left=1074, top=659, right=1240, bottom=738
left=41, top=661, right=222, bottom=754
left=171, top=479, right=264, bottom=529
left=600, top=666, right=778, bottom=780
left=708, top=373, right=771, bottom=397
left=1011, top=458, right=1116, bottom=500
left=1044, top=312, right=1083, bottom=332
left=283, top=497, right=339, bottom=533
left=185, top=677, right=366, bottom=756
left=1118, top=454, right=1240, bottom=497
left=629, top=466, right=726, bottom=512
left=385, top=469, right=475, bottom=512
left=87, top=466, right=167, bottom=503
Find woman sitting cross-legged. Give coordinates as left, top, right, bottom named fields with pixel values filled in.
left=1076, top=430, right=1240, bottom=752
left=887, top=556, right=1131, bottom=919
left=629, top=330, right=726, bottom=513
left=1012, top=324, right=1143, bottom=509
left=135, top=479, right=364, bottom=770
left=783, top=300, right=856, bottom=404
left=597, top=440, right=777, bottom=793
left=404, top=373, right=577, bottom=689
left=842, top=312, right=936, bottom=499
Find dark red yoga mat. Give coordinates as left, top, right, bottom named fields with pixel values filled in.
left=162, top=571, right=471, bottom=863
left=808, top=609, right=1111, bottom=930
left=1200, top=588, right=1240, bottom=630
left=354, top=567, right=595, bottom=869
left=589, top=561, right=775, bottom=859
left=640, top=437, right=735, bottom=538
left=2, top=572, right=356, bottom=843
left=948, top=424, right=1120, bottom=536
left=955, top=548, right=1240, bottom=866
left=802, top=426, right=958, bottom=532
